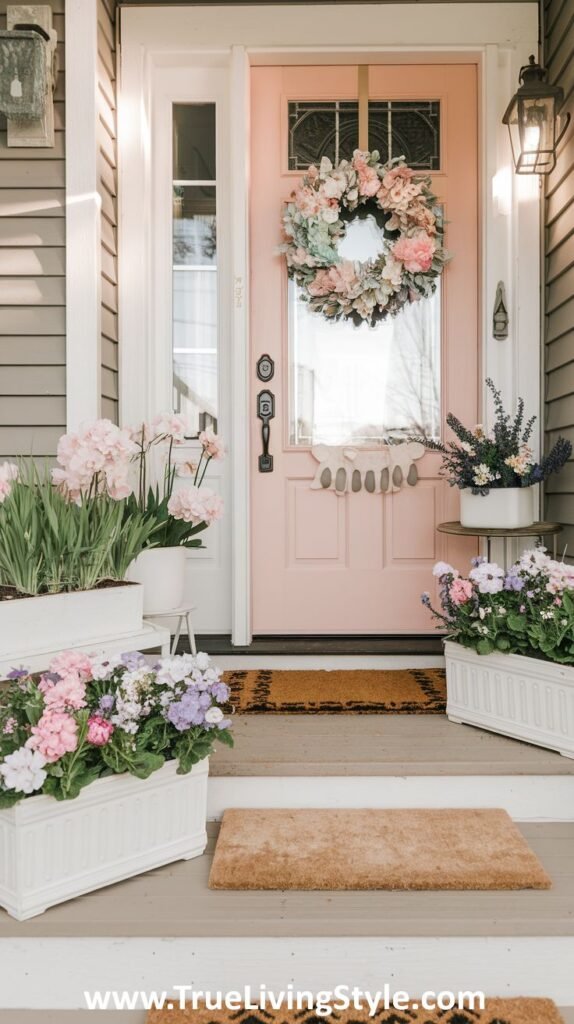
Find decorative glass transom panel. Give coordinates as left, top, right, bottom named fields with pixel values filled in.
left=288, top=100, right=440, bottom=171
left=172, top=103, right=218, bottom=434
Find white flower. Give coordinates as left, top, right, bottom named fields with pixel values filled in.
left=205, top=707, right=224, bottom=725
left=460, top=442, right=475, bottom=455
left=472, top=463, right=494, bottom=487
left=432, top=561, right=455, bottom=578
left=469, top=561, right=505, bottom=594
left=0, top=747, right=47, bottom=794
left=321, top=207, right=339, bottom=224
left=194, top=652, right=211, bottom=672
left=519, top=548, right=551, bottom=575
left=89, top=653, right=121, bottom=680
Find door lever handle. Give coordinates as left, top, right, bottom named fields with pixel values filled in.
left=257, top=389, right=275, bottom=473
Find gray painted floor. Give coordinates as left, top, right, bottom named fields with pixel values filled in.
left=0, top=822, right=572, bottom=939
left=210, top=715, right=574, bottom=776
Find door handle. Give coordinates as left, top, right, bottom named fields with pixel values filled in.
left=257, top=389, right=275, bottom=473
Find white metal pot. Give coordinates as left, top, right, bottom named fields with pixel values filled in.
left=459, top=486, right=534, bottom=529
left=445, top=640, right=574, bottom=758
left=0, top=759, right=208, bottom=920
left=126, top=546, right=187, bottom=614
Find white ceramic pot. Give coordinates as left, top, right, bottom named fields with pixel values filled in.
left=445, top=640, right=574, bottom=758
left=0, top=758, right=208, bottom=920
left=126, top=546, right=187, bottom=614
left=0, top=583, right=143, bottom=663
left=459, top=486, right=534, bottom=529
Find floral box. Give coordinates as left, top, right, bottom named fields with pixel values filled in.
left=0, top=758, right=208, bottom=920
left=445, top=641, right=574, bottom=759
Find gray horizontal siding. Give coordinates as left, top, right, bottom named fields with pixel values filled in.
left=98, top=0, right=119, bottom=424
left=544, top=0, right=574, bottom=559
left=0, top=0, right=66, bottom=458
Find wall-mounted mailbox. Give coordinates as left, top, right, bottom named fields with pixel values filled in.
left=0, top=5, right=57, bottom=147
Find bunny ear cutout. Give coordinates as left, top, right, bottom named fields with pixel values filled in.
left=409, top=442, right=426, bottom=460
left=311, top=444, right=330, bottom=463
left=343, top=447, right=358, bottom=461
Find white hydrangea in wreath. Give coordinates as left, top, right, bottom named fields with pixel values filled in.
left=281, top=149, right=450, bottom=327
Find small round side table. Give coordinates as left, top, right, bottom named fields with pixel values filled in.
left=144, top=606, right=197, bottom=656
left=437, top=521, right=563, bottom=564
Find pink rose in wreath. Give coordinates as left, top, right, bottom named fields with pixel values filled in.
left=308, top=262, right=360, bottom=299
left=353, top=152, right=381, bottom=198
left=392, top=233, right=436, bottom=273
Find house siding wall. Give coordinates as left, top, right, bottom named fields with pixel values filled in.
left=0, top=0, right=66, bottom=458
left=98, top=0, right=119, bottom=424
left=544, top=0, right=574, bottom=557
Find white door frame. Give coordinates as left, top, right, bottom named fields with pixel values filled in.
left=117, top=4, right=540, bottom=645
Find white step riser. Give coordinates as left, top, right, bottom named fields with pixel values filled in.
left=2, top=938, right=573, bottom=1009
left=207, top=775, right=574, bottom=822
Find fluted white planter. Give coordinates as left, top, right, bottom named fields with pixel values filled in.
left=126, top=546, right=187, bottom=614
left=0, top=758, right=208, bottom=920
left=0, top=583, right=144, bottom=662
left=445, top=640, right=574, bottom=758
left=459, top=486, right=534, bottom=529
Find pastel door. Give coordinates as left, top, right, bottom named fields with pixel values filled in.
left=250, top=64, right=478, bottom=634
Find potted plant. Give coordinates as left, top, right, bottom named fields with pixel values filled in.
left=417, top=379, right=571, bottom=528
left=0, top=440, right=156, bottom=660
left=0, top=648, right=233, bottom=919
left=422, top=550, right=574, bottom=757
left=124, top=415, right=225, bottom=614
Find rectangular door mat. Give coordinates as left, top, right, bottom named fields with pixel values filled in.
left=148, top=999, right=564, bottom=1024
left=224, top=668, right=446, bottom=714
left=208, top=808, right=551, bottom=891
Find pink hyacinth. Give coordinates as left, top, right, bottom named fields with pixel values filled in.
left=0, top=462, right=18, bottom=503
left=199, top=427, right=226, bottom=461
left=392, top=233, right=436, bottom=273
left=87, top=716, right=114, bottom=747
left=27, top=711, right=78, bottom=763
left=151, top=412, right=190, bottom=444
left=449, top=577, right=474, bottom=605
left=49, top=650, right=93, bottom=683
left=52, top=420, right=137, bottom=502
left=167, top=486, right=224, bottom=527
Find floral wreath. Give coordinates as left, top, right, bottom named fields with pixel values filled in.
left=281, top=149, right=449, bottom=327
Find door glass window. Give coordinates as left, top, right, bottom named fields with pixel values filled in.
left=288, top=100, right=440, bottom=171
left=172, top=103, right=218, bottom=433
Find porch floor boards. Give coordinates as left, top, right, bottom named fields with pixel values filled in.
left=0, top=822, right=572, bottom=939
left=210, top=715, right=574, bottom=777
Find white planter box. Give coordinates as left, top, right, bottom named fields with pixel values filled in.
left=0, top=758, right=208, bottom=920
left=459, top=486, right=534, bottom=529
left=0, top=583, right=144, bottom=662
left=445, top=640, right=574, bottom=758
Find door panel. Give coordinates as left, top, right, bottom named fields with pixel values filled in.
left=250, top=64, right=478, bottom=634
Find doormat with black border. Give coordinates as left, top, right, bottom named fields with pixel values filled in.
left=224, top=668, right=446, bottom=714
left=148, top=999, right=564, bottom=1024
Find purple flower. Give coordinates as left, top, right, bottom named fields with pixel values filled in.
left=504, top=573, right=524, bottom=591
left=6, top=667, right=29, bottom=680
left=421, top=592, right=431, bottom=607
left=526, top=590, right=535, bottom=599
left=210, top=682, right=230, bottom=703
left=98, top=694, right=115, bottom=713
left=471, top=556, right=485, bottom=568
left=120, top=651, right=148, bottom=671
left=217, top=718, right=232, bottom=730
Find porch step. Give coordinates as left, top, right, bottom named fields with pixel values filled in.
left=208, top=715, right=574, bottom=821
left=0, top=823, right=572, bottom=1007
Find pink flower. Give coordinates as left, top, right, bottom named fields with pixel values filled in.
left=352, top=151, right=381, bottom=197
left=27, top=711, right=78, bottom=763
left=308, top=261, right=361, bottom=299
left=0, top=462, right=18, bottom=503
left=449, top=578, right=474, bottom=605
left=87, top=716, right=114, bottom=746
left=167, top=486, right=224, bottom=526
left=392, top=233, right=436, bottom=273
left=151, top=413, right=190, bottom=444
left=49, top=651, right=92, bottom=682
left=2, top=717, right=17, bottom=735
left=199, top=428, right=226, bottom=461
left=41, top=675, right=87, bottom=712
left=52, top=420, right=136, bottom=501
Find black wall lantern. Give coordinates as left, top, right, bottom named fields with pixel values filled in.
left=503, top=55, right=570, bottom=175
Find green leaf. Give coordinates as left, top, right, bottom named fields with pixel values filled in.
left=507, top=613, right=527, bottom=632
left=495, top=635, right=511, bottom=651
left=476, top=638, right=495, bottom=655
left=0, top=789, right=22, bottom=808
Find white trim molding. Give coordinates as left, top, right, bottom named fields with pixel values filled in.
left=65, top=0, right=102, bottom=428
left=118, top=3, right=540, bottom=644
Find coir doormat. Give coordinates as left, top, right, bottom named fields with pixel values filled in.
left=208, top=808, right=551, bottom=891
left=148, top=1000, right=565, bottom=1024
left=224, top=668, right=446, bottom=714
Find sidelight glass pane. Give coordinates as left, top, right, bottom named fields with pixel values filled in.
left=173, top=103, right=216, bottom=181
left=172, top=105, right=218, bottom=433
left=288, top=283, right=441, bottom=446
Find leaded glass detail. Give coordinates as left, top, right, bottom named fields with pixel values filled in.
left=288, top=100, right=440, bottom=171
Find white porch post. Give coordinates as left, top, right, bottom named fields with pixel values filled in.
left=65, top=0, right=102, bottom=428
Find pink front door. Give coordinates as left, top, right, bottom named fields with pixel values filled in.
left=250, top=64, right=478, bottom=634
